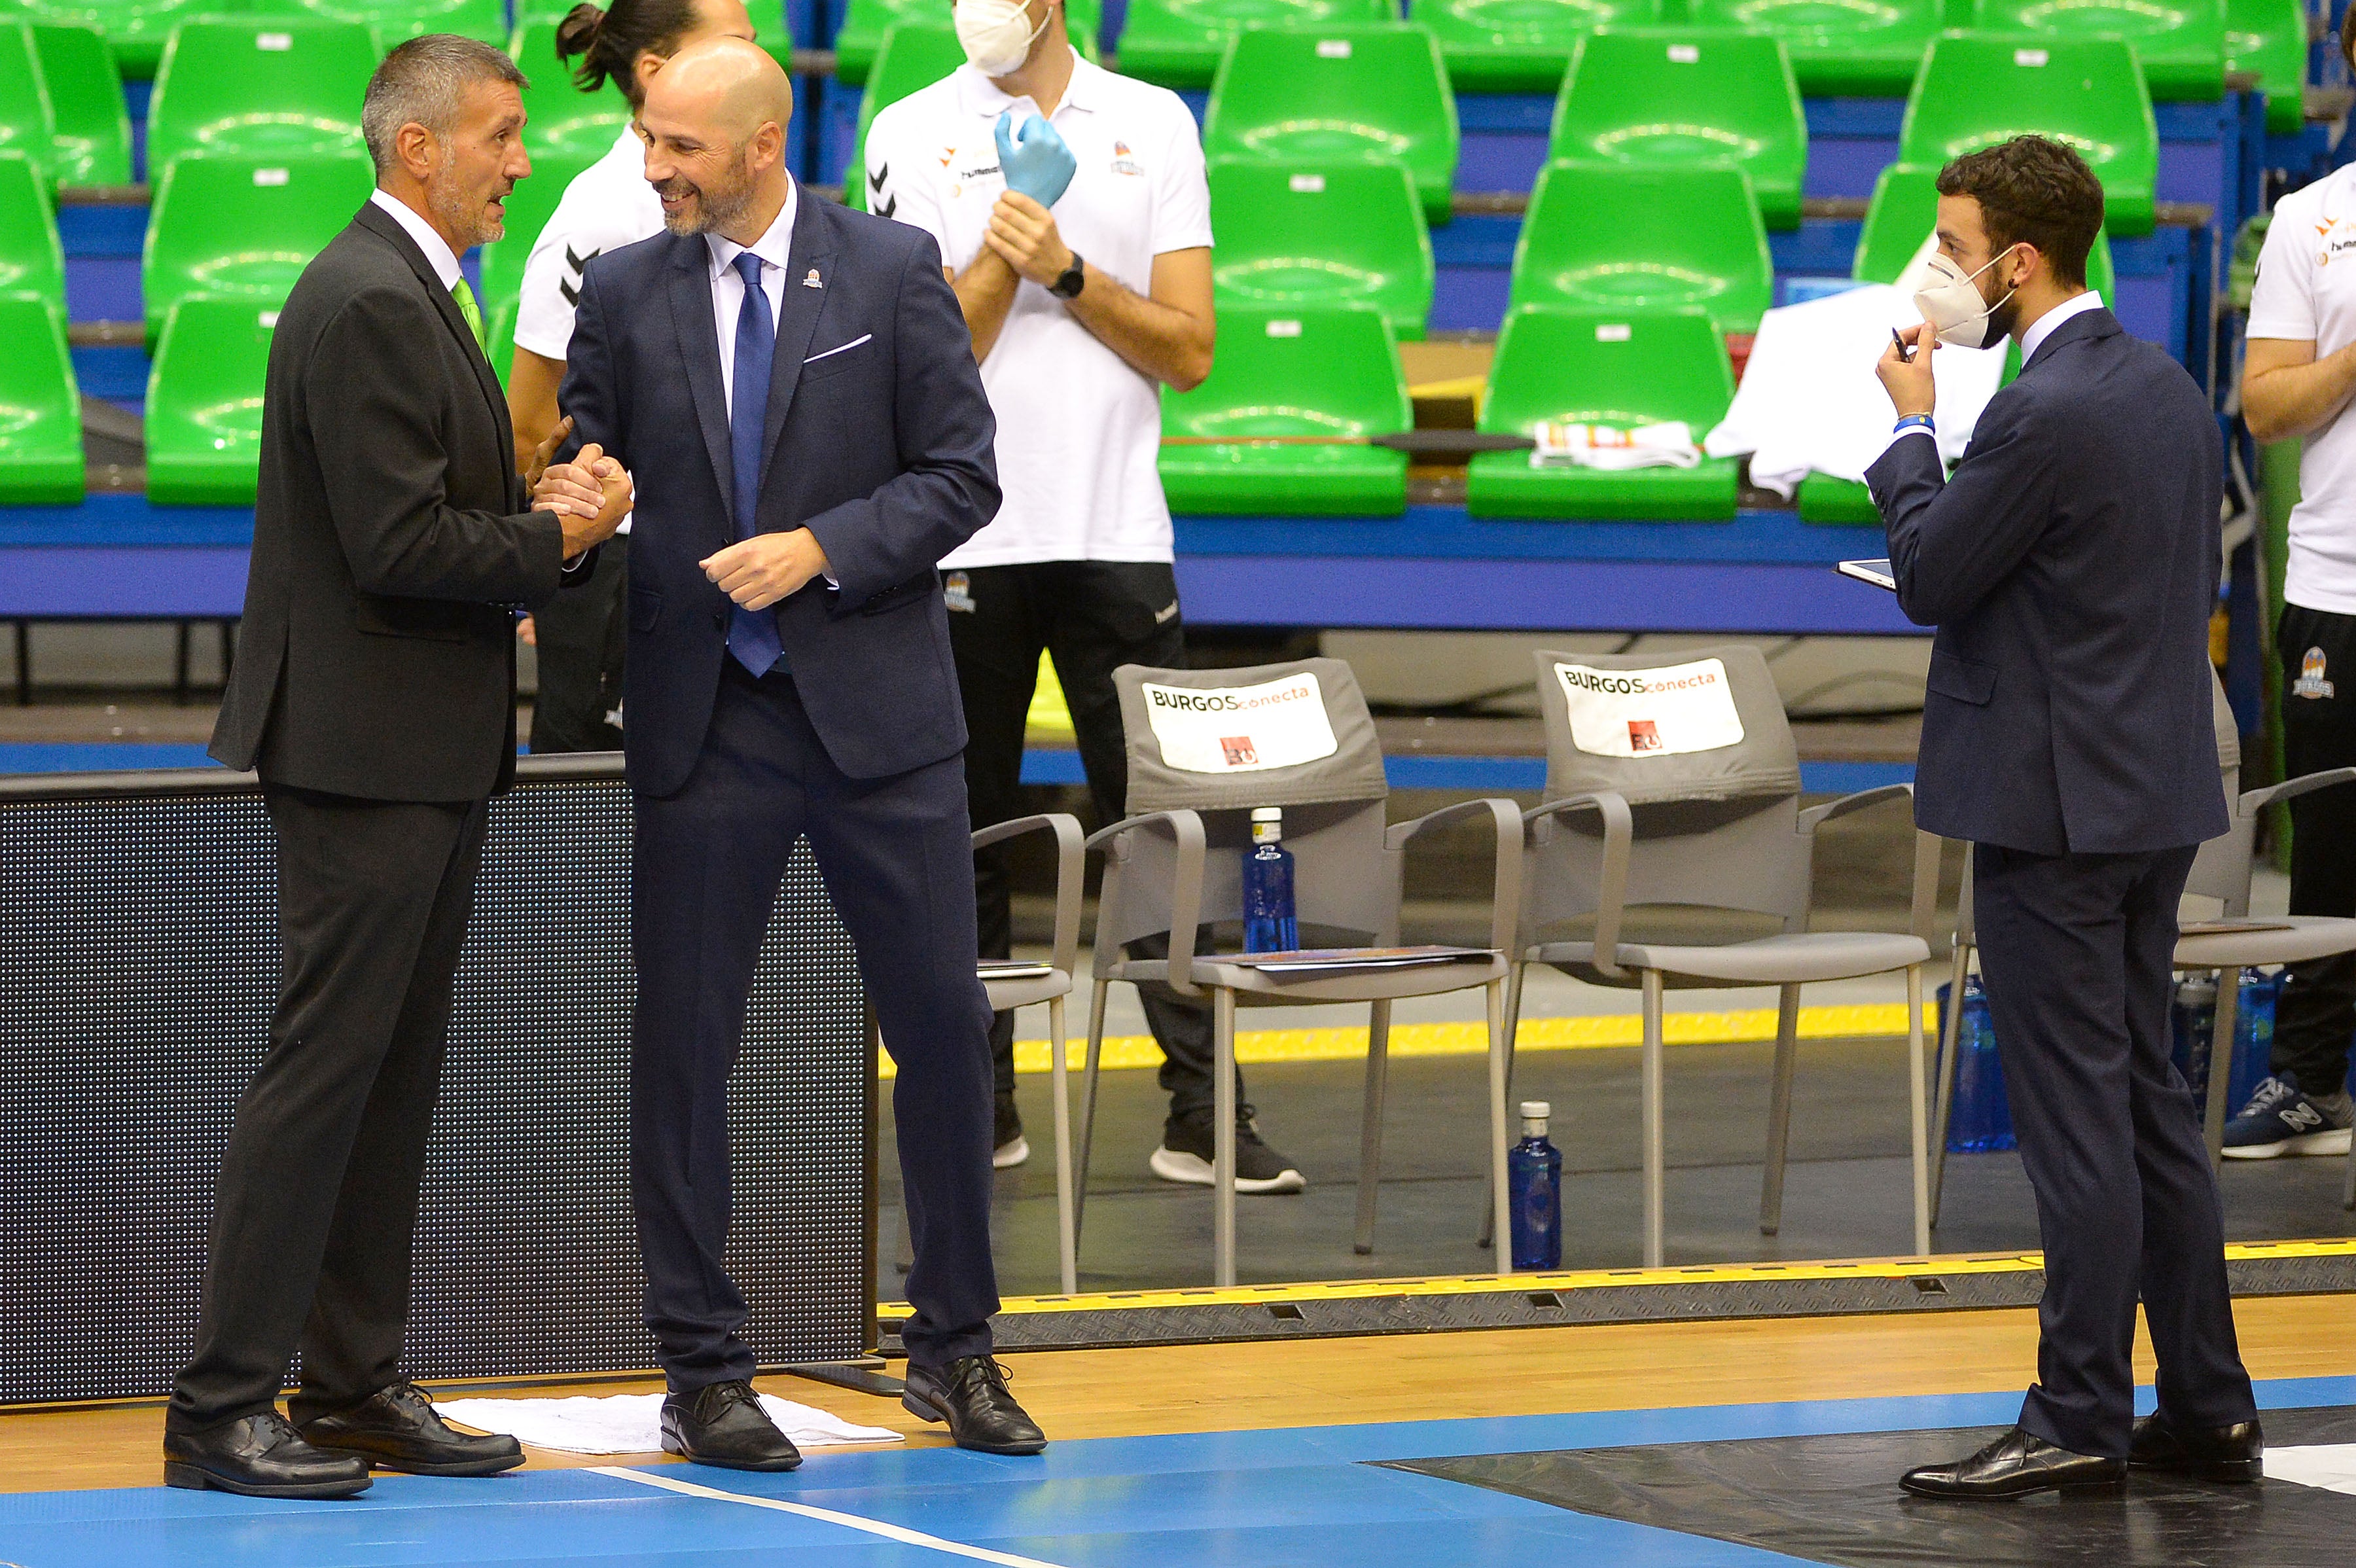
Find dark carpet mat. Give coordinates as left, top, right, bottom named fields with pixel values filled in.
left=1381, top=1406, right=2356, bottom=1568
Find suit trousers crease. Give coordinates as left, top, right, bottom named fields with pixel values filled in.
left=2274, top=602, right=2356, bottom=1097
left=168, top=787, right=487, bottom=1433
left=632, top=664, right=998, bottom=1386
left=946, top=560, right=1234, bottom=1121
left=1968, top=842, right=2255, bottom=1457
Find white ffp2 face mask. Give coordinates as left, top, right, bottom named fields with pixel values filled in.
left=955, top=0, right=1048, bottom=76
left=1912, top=247, right=2020, bottom=349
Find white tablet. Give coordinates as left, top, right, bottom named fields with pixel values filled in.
left=1837, top=559, right=1897, bottom=591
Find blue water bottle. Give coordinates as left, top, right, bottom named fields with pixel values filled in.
left=2171, top=974, right=2219, bottom=1101
left=1242, top=807, right=1298, bottom=953
left=2230, top=970, right=2277, bottom=1114
left=1936, top=974, right=2014, bottom=1152
left=1508, top=1099, right=1563, bottom=1270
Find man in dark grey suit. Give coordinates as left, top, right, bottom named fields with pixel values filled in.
left=557, top=39, right=1044, bottom=1469
left=166, top=37, right=630, bottom=1499
left=1870, top=136, right=2258, bottom=1499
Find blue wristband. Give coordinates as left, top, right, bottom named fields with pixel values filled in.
left=1893, top=413, right=1936, bottom=436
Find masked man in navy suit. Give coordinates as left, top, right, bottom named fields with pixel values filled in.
left=1869, top=135, right=2257, bottom=1499
left=556, top=38, right=1045, bottom=1467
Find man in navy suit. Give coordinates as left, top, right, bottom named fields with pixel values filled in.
left=1869, top=136, right=2257, bottom=1499
left=557, top=37, right=1045, bottom=1466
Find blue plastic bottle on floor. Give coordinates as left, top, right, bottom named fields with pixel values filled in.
left=2230, top=969, right=2277, bottom=1113
left=1242, top=807, right=1298, bottom=953
left=1936, top=974, right=2014, bottom=1152
left=2171, top=974, right=2219, bottom=1101
left=1508, top=1099, right=1563, bottom=1271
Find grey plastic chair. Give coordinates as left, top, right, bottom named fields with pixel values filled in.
left=1072, top=658, right=1523, bottom=1287
left=1928, top=674, right=2356, bottom=1221
left=973, top=812, right=1086, bottom=1294
left=1505, top=645, right=1940, bottom=1268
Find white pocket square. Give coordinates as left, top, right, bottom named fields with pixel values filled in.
left=804, top=333, right=873, bottom=365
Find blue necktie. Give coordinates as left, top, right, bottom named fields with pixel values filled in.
left=727, top=250, right=783, bottom=678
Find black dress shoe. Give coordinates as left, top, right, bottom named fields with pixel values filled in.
left=298, top=1381, right=524, bottom=1477
left=164, top=1412, right=373, bottom=1499
left=2129, top=1412, right=2264, bottom=1482
left=661, top=1380, right=802, bottom=1472
left=902, top=1356, right=1046, bottom=1455
left=1900, top=1426, right=2126, bottom=1499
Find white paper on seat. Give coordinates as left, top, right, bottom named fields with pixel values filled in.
left=431, top=1393, right=902, bottom=1454
left=1702, top=282, right=2008, bottom=497
left=1226, top=944, right=1495, bottom=973
left=1140, top=671, right=1339, bottom=774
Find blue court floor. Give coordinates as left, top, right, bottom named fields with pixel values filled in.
left=8, top=1376, right=2351, bottom=1568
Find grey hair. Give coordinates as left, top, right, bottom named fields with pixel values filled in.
left=361, top=35, right=527, bottom=175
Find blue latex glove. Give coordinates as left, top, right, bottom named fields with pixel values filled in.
left=994, top=109, right=1076, bottom=208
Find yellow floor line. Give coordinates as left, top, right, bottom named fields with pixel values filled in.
left=878, top=1240, right=2356, bottom=1319
left=878, top=1004, right=1934, bottom=1077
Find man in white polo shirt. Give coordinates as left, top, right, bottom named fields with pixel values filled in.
left=2232, top=84, right=2356, bottom=1158
left=866, top=0, right=1305, bottom=1195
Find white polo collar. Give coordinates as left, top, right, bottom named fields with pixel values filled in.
left=955, top=48, right=1099, bottom=120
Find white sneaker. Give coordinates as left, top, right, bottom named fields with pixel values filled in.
left=1150, top=1109, right=1305, bottom=1194
left=992, top=1134, right=1030, bottom=1170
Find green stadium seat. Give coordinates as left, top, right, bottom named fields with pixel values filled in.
left=18, top=0, right=207, bottom=79
left=1469, top=304, right=1740, bottom=520
left=1419, top=0, right=1655, bottom=94
left=143, top=152, right=374, bottom=343
left=0, top=23, right=56, bottom=183
left=1509, top=160, right=1773, bottom=332
left=2226, top=0, right=2308, bottom=135
left=476, top=145, right=601, bottom=311
left=145, top=18, right=378, bottom=177
left=146, top=296, right=275, bottom=506
left=1114, top=0, right=1390, bottom=91
left=1852, top=159, right=2115, bottom=302
left=1899, top=33, right=2158, bottom=236
left=1207, top=158, right=1432, bottom=340
left=1685, top=0, right=1940, bottom=97
left=1159, top=304, right=1411, bottom=515
left=30, top=22, right=132, bottom=185
left=277, top=0, right=506, bottom=44
left=0, top=153, right=65, bottom=304
left=0, top=293, right=82, bottom=503
left=1972, top=0, right=2222, bottom=99
left=1203, top=23, right=1458, bottom=224
left=836, top=0, right=1102, bottom=83
left=511, top=22, right=634, bottom=161
left=845, top=22, right=967, bottom=211
left=1546, top=29, right=1806, bottom=229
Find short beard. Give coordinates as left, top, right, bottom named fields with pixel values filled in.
left=429, top=149, right=503, bottom=250
left=660, top=149, right=758, bottom=236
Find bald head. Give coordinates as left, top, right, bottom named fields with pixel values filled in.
left=638, top=36, right=794, bottom=241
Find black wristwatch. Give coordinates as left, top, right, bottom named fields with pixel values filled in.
left=1048, top=252, right=1086, bottom=299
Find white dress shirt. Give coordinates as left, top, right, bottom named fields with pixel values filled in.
left=368, top=187, right=463, bottom=291
left=703, top=177, right=799, bottom=417
left=2020, top=287, right=2105, bottom=363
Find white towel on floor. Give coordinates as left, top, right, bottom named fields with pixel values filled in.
left=432, top=1393, right=903, bottom=1454
left=1528, top=419, right=1701, bottom=470
left=2265, top=1442, right=2356, bottom=1494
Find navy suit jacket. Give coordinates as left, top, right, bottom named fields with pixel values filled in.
left=1865, top=306, right=2226, bottom=855
left=560, top=190, right=999, bottom=794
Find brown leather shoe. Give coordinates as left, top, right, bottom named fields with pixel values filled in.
left=298, top=1382, right=524, bottom=1477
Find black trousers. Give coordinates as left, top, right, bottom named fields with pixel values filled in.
left=2275, top=602, right=2356, bottom=1099
left=945, top=560, right=1232, bottom=1124
left=168, top=786, right=488, bottom=1432
left=528, top=535, right=628, bottom=755
left=632, top=663, right=999, bottom=1382
left=1971, top=841, right=2255, bottom=1457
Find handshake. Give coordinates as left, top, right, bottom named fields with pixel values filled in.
left=527, top=414, right=634, bottom=560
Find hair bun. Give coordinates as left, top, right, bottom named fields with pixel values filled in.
left=554, top=1, right=606, bottom=60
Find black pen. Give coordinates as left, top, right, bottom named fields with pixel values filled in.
left=1891, top=326, right=1916, bottom=364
